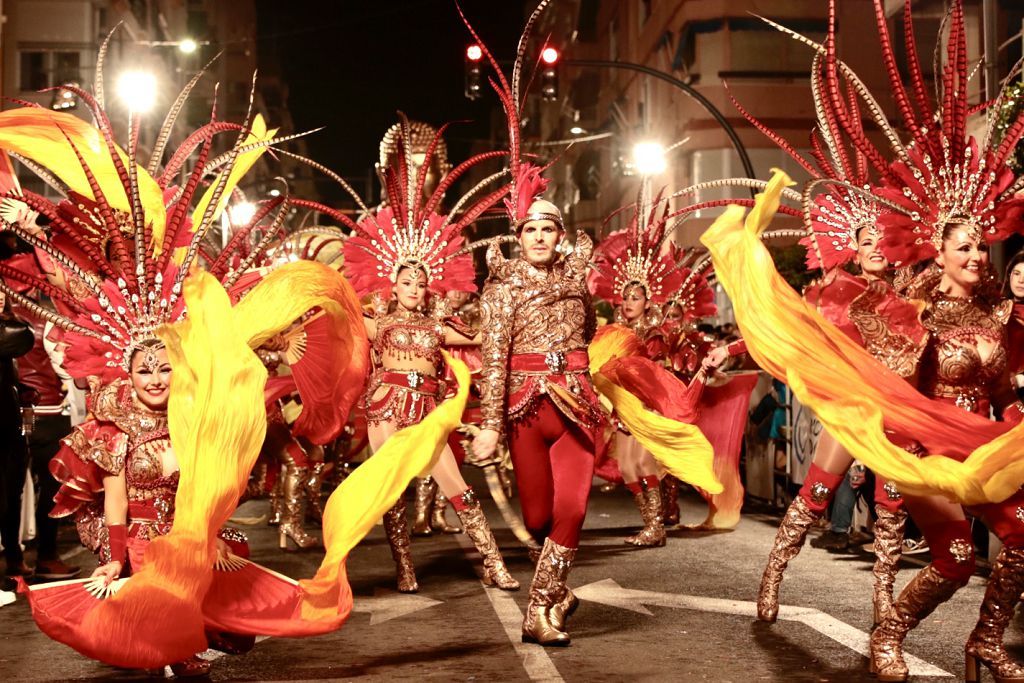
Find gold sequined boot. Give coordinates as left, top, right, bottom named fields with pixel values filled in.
left=278, top=464, right=320, bottom=550
left=304, top=462, right=327, bottom=523
left=412, top=477, right=437, bottom=536
left=872, top=507, right=908, bottom=627
left=267, top=472, right=283, bottom=526
left=431, top=490, right=462, bottom=534
left=453, top=491, right=519, bottom=591
left=757, top=496, right=819, bottom=622
left=522, top=538, right=575, bottom=646
left=661, top=476, right=681, bottom=526
left=870, top=564, right=963, bottom=682
left=965, top=546, right=1024, bottom=683
left=625, top=485, right=667, bottom=547
left=550, top=587, right=579, bottom=631
left=384, top=498, right=418, bottom=593
left=241, top=462, right=268, bottom=503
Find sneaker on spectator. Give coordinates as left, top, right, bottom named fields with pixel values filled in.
left=811, top=530, right=850, bottom=551
left=902, top=538, right=929, bottom=555
left=34, top=559, right=81, bottom=580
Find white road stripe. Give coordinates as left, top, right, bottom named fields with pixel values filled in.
left=455, top=534, right=564, bottom=682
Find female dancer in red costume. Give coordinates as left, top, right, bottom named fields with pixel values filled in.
left=720, top=24, right=928, bottom=629
left=588, top=187, right=689, bottom=547
left=703, top=3, right=1024, bottom=680
left=50, top=342, right=250, bottom=676
left=343, top=119, right=518, bottom=593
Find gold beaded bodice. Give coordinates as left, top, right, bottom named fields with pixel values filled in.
left=91, top=379, right=177, bottom=502
left=372, top=309, right=445, bottom=370
left=919, top=289, right=1011, bottom=410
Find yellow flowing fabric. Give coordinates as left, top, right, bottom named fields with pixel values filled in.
left=73, top=261, right=468, bottom=665
left=0, top=108, right=166, bottom=242
left=80, top=270, right=267, bottom=667
left=589, top=325, right=722, bottom=494
left=701, top=170, right=1024, bottom=505
left=294, top=350, right=469, bottom=626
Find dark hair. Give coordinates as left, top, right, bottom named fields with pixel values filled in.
left=1003, top=249, right=1024, bottom=302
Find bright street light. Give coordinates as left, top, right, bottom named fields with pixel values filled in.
left=632, top=141, right=667, bottom=176
left=229, top=201, right=257, bottom=226
left=116, top=71, right=157, bottom=112
left=569, top=126, right=586, bottom=135
left=178, top=38, right=198, bottom=54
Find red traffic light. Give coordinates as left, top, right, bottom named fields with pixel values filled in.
left=541, top=46, right=559, bottom=64
left=466, top=44, right=483, bottom=61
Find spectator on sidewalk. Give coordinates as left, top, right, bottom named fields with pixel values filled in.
left=15, top=310, right=78, bottom=580
left=0, top=290, right=34, bottom=578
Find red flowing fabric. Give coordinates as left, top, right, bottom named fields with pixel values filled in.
left=692, top=372, right=760, bottom=529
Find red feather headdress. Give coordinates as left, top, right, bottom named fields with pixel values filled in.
left=761, top=0, right=1024, bottom=268
left=588, top=181, right=687, bottom=306
left=341, top=116, right=509, bottom=297
left=0, top=34, right=334, bottom=382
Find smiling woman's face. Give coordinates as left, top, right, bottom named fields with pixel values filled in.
left=130, top=345, right=171, bottom=410
left=854, top=228, right=888, bottom=277
left=937, top=223, right=988, bottom=295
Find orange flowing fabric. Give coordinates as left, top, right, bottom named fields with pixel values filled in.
left=691, top=373, right=760, bottom=529
left=701, top=170, right=1024, bottom=505
left=589, top=325, right=722, bottom=494
left=20, top=262, right=475, bottom=668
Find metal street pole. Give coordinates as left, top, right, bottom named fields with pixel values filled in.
left=563, top=58, right=756, bottom=181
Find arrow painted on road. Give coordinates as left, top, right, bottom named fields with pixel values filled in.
left=575, top=579, right=951, bottom=678
left=353, top=588, right=443, bottom=625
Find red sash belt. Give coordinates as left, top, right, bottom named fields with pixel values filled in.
left=510, top=350, right=590, bottom=374
left=128, top=498, right=174, bottom=523
left=380, top=370, right=442, bottom=395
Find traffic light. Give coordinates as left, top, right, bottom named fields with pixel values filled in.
left=465, top=44, right=483, bottom=100
left=540, top=46, right=559, bottom=101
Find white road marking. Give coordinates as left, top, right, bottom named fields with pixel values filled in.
left=575, top=578, right=951, bottom=678
left=455, top=534, right=564, bottom=682
left=352, top=588, right=443, bottom=625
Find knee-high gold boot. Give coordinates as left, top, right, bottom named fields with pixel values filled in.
left=303, top=462, right=327, bottom=523
left=431, top=490, right=462, bottom=534
left=965, top=546, right=1024, bottom=683
left=412, top=477, right=437, bottom=536
left=661, top=476, right=681, bottom=526
left=757, top=496, right=819, bottom=622
left=453, top=491, right=519, bottom=590
left=870, top=564, right=963, bottom=682
left=625, top=485, right=666, bottom=547
left=384, top=498, right=418, bottom=593
left=279, top=464, right=320, bottom=550
left=268, top=471, right=283, bottom=526
left=872, top=507, right=908, bottom=627
left=522, top=538, right=575, bottom=646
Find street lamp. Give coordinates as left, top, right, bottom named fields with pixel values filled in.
left=178, top=38, right=198, bottom=55
left=229, top=201, right=257, bottom=227
left=632, top=141, right=667, bottom=175
left=116, top=71, right=157, bottom=112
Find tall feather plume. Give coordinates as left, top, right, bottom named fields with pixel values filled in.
left=147, top=52, right=222, bottom=177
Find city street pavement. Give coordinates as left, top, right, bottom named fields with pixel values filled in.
left=0, top=471, right=1010, bottom=682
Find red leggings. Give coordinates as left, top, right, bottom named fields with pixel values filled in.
left=507, top=398, right=595, bottom=548
left=797, top=462, right=905, bottom=515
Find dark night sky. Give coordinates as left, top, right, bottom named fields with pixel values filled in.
left=254, top=0, right=525, bottom=201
